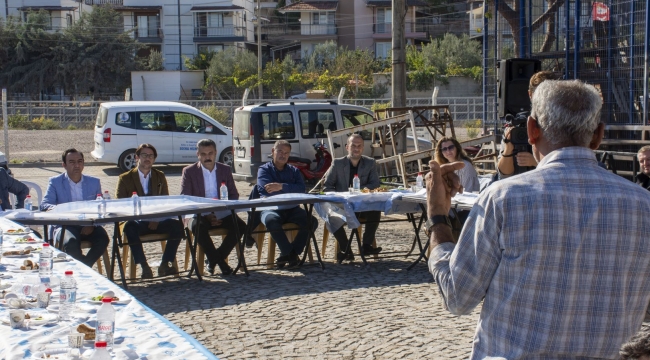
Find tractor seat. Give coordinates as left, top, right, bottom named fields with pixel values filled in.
left=289, top=156, right=312, bottom=166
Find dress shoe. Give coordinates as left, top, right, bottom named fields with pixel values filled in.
left=157, top=261, right=178, bottom=277
left=276, top=254, right=291, bottom=269
left=245, top=236, right=257, bottom=249
left=362, top=244, right=382, bottom=255
left=287, top=251, right=300, bottom=269
left=216, top=259, right=233, bottom=276
left=336, top=251, right=355, bottom=263
left=140, top=262, right=153, bottom=279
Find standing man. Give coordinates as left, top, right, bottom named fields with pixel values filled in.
left=115, top=144, right=184, bottom=279
left=256, top=140, right=318, bottom=269
left=181, top=139, right=245, bottom=276
left=0, top=167, right=29, bottom=210
left=41, top=149, right=109, bottom=268
left=322, top=134, right=382, bottom=261
left=636, top=145, right=650, bottom=191
left=427, top=80, right=650, bottom=358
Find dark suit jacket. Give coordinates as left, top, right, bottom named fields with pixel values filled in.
left=115, top=167, right=169, bottom=199
left=323, top=155, right=380, bottom=192
left=0, top=168, right=28, bottom=210
left=180, top=162, right=239, bottom=200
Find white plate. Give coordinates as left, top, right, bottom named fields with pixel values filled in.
left=5, top=231, right=30, bottom=236
left=2, top=253, right=33, bottom=258
left=86, top=298, right=131, bottom=305
left=31, top=348, right=68, bottom=359
left=53, top=257, right=71, bottom=263
left=6, top=268, right=39, bottom=273
left=27, top=313, right=58, bottom=326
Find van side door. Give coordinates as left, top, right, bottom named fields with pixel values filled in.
left=257, top=110, right=301, bottom=163
left=172, top=111, right=227, bottom=163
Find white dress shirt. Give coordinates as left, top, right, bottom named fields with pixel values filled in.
left=65, top=173, right=84, bottom=202
left=201, top=164, right=218, bottom=199
left=138, top=169, right=150, bottom=195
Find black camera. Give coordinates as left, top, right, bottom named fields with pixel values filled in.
left=503, top=111, right=533, bottom=174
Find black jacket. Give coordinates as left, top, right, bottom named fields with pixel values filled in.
left=636, top=172, right=650, bottom=191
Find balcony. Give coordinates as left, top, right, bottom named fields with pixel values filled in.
left=135, top=27, right=163, bottom=43
left=193, top=26, right=246, bottom=42
left=84, top=0, right=122, bottom=5
left=301, top=24, right=336, bottom=36
left=373, top=21, right=427, bottom=39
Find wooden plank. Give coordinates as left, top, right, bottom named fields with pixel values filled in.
left=600, top=139, right=650, bottom=145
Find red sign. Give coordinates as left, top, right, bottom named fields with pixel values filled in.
left=592, top=2, right=610, bottom=21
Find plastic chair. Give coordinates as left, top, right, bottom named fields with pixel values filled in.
left=11, top=181, right=42, bottom=209
left=118, top=223, right=181, bottom=279
left=80, top=241, right=110, bottom=276
left=321, top=216, right=378, bottom=260
left=260, top=223, right=314, bottom=269
left=183, top=228, right=251, bottom=276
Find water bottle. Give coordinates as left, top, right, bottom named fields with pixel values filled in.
left=59, top=270, right=77, bottom=320
left=220, top=182, right=228, bottom=200
left=102, top=191, right=111, bottom=200
left=353, top=174, right=360, bottom=193
left=24, top=195, right=33, bottom=211
left=416, top=172, right=424, bottom=191
left=89, top=341, right=111, bottom=360
left=131, top=192, right=141, bottom=215
left=96, top=194, right=106, bottom=217
left=96, top=297, right=116, bottom=350
left=38, top=243, right=53, bottom=277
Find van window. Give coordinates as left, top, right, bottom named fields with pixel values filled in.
left=136, top=111, right=176, bottom=131
left=115, top=112, right=135, bottom=129
left=173, top=112, right=225, bottom=135
left=233, top=111, right=250, bottom=140
left=341, top=110, right=375, bottom=140
left=95, top=107, right=108, bottom=127
left=299, top=110, right=336, bottom=138
left=260, top=111, right=295, bottom=140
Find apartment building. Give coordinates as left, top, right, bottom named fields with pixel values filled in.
left=276, top=0, right=429, bottom=60
left=2, top=0, right=255, bottom=70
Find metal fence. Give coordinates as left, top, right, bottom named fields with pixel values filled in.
left=0, top=97, right=484, bottom=128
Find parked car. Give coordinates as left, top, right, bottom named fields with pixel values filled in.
left=232, top=101, right=431, bottom=183
left=91, top=101, right=233, bottom=172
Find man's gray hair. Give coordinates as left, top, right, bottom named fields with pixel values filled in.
left=530, top=80, right=602, bottom=147
left=347, top=133, right=364, bottom=144
left=274, top=140, right=291, bottom=150
left=638, top=145, right=650, bottom=155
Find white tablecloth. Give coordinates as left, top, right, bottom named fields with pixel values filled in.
left=314, top=191, right=422, bottom=233
left=0, top=216, right=217, bottom=360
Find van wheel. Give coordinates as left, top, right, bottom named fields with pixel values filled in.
left=219, top=147, right=233, bottom=168
left=118, top=149, right=137, bottom=172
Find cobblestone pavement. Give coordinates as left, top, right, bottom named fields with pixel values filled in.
left=12, top=165, right=481, bottom=359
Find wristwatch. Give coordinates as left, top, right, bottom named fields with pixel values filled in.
left=424, top=215, right=452, bottom=236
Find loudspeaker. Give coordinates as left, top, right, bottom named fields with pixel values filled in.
left=497, top=58, right=541, bottom=118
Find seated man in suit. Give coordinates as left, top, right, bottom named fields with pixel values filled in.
left=323, top=134, right=383, bottom=262
left=181, top=139, right=246, bottom=276
left=0, top=167, right=29, bottom=210
left=41, top=148, right=110, bottom=267
left=115, top=144, right=184, bottom=279
left=256, top=140, right=318, bottom=269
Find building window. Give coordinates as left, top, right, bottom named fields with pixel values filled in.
left=135, top=14, right=159, bottom=38
left=375, top=42, right=390, bottom=59
left=197, top=44, right=224, bottom=53
left=377, top=8, right=392, bottom=33
left=312, top=11, right=334, bottom=25
left=195, top=12, right=235, bottom=36
left=66, top=14, right=73, bottom=27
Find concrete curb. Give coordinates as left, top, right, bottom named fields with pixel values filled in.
left=10, top=161, right=112, bottom=168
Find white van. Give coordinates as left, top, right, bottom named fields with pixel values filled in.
left=232, top=101, right=431, bottom=183
left=91, top=101, right=233, bottom=171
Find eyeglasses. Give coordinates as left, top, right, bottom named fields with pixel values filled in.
left=138, top=153, right=155, bottom=159
left=440, top=145, right=456, bottom=153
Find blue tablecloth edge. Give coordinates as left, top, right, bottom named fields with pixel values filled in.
left=134, top=299, right=219, bottom=360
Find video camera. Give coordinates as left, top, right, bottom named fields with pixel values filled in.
left=503, top=111, right=534, bottom=175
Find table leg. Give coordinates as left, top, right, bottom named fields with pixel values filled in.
left=111, top=222, right=128, bottom=288
left=181, top=215, right=201, bottom=281
left=299, top=204, right=325, bottom=270
left=228, top=209, right=249, bottom=277
left=405, top=213, right=425, bottom=257
left=350, top=227, right=367, bottom=267
left=407, top=204, right=429, bottom=271
left=43, top=225, right=50, bottom=246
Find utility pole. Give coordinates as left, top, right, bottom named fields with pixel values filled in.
left=177, top=0, right=182, bottom=70
left=392, top=0, right=407, bottom=153
left=257, top=0, right=263, bottom=100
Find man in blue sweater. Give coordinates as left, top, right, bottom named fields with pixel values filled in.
left=256, top=140, right=317, bottom=269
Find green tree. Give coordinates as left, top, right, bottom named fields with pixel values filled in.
left=204, top=48, right=258, bottom=100
left=184, top=51, right=216, bottom=70
left=58, top=5, right=143, bottom=96
left=146, top=50, right=164, bottom=71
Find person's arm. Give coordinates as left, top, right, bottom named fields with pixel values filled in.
left=40, top=178, right=58, bottom=211
left=180, top=168, right=192, bottom=196
left=281, top=167, right=306, bottom=194
left=366, top=159, right=381, bottom=190
left=458, top=161, right=480, bottom=193
left=322, top=165, right=337, bottom=192
left=115, top=175, right=128, bottom=199
left=160, top=174, right=169, bottom=196
left=497, top=128, right=516, bottom=178
left=225, top=170, right=239, bottom=200
left=256, top=165, right=273, bottom=197
left=426, top=160, right=503, bottom=315
left=2, top=170, right=29, bottom=209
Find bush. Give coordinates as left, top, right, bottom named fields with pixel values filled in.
left=66, top=125, right=77, bottom=130
left=28, top=116, right=60, bottom=130
left=8, top=111, right=29, bottom=129
left=464, top=119, right=482, bottom=139
left=199, top=105, right=230, bottom=127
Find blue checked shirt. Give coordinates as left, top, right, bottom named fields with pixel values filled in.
left=429, top=147, right=650, bottom=359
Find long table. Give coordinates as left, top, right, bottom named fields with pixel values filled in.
left=399, top=192, right=478, bottom=270
left=0, top=216, right=218, bottom=360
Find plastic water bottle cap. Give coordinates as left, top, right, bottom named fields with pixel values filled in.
left=132, top=192, right=137, bottom=195
left=43, top=243, right=49, bottom=247
left=45, top=288, right=52, bottom=293
left=65, top=270, right=73, bottom=275
left=354, top=174, right=359, bottom=178
left=101, top=297, right=113, bottom=303
left=95, top=341, right=107, bottom=348
left=221, top=181, right=226, bottom=185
